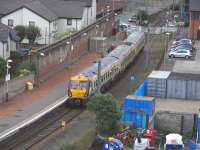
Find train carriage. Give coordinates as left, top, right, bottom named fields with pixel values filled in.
left=67, top=31, right=145, bottom=104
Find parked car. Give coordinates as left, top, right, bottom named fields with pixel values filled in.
left=172, top=38, right=193, bottom=46
left=175, top=44, right=193, bottom=52
left=168, top=49, right=192, bottom=59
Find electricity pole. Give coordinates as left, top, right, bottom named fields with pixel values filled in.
left=97, top=60, right=101, bottom=92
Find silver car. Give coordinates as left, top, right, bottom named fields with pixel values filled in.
left=168, top=49, right=192, bottom=59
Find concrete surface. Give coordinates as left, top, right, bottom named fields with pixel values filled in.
left=156, top=98, right=200, bottom=114
left=173, top=41, right=200, bottom=74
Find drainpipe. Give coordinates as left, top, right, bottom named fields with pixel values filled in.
left=197, top=109, right=200, bottom=143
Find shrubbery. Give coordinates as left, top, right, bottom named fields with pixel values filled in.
left=16, top=60, right=35, bottom=76
left=88, top=93, right=121, bottom=135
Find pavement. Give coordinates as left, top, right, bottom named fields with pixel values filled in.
left=173, top=41, right=200, bottom=74
left=0, top=52, right=101, bottom=133
left=156, top=98, right=200, bottom=113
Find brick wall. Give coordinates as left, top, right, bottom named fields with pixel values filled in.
left=36, top=14, right=115, bottom=83
left=189, top=12, right=200, bottom=39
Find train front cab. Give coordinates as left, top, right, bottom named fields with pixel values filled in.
left=68, top=75, right=90, bottom=106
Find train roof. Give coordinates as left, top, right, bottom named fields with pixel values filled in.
left=80, top=56, right=117, bottom=78
left=125, top=31, right=144, bottom=44
left=80, top=31, right=144, bottom=79
left=107, top=44, right=131, bottom=59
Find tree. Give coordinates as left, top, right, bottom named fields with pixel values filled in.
left=14, top=25, right=26, bottom=42
left=0, top=57, right=6, bottom=79
left=54, top=28, right=78, bottom=41
left=88, top=92, right=121, bottom=135
left=26, top=26, right=41, bottom=44
left=137, top=10, right=149, bottom=25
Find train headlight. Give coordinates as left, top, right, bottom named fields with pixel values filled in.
left=68, top=89, right=72, bottom=97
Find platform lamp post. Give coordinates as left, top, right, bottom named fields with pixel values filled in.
left=95, top=24, right=99, bottom=52
left=5, top=59, right=12, bottom=102
left=36, top=52, right=45, bottom=86
left=164, top=32, right=170, bottom=70
left=66, top=31, right=74, bottom=68
left=97, top=60, right=101, bottom=92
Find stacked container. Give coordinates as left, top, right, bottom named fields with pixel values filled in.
left=147, top=71, right=171, bottom=98
left=167, top=72, right=200, bottom=100
left=121, top=95, right=155, bottom=129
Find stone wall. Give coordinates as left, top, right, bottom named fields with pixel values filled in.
left=155, top=111, right=196, bottom=136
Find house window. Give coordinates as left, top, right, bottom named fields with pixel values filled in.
left=67, top=19, right=72, bottom=25
left=8, top=19, right=14, bottom=27
left=29, top=21, right=35, bottom=26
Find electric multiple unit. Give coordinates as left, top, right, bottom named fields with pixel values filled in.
left=68, top=31, right=145, bottom=105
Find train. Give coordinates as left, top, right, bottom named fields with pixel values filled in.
left=68, top=31, right=145, bottom=105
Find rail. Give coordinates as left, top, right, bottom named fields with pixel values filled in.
left=0, top=95, right=68, bottom=142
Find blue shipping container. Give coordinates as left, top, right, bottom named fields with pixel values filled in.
left=133, top=80, right=147, bottom=96
left=123, top=95, right=155, bottom=115
left=121, top=95, right=155, bottom=129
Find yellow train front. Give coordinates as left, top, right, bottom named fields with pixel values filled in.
left=68, top=74, right=91, bottom=105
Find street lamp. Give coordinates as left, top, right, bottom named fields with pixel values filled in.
left=95, top=25, right=99, bottom=52
left=5, top=59, right=12, bottom=102
left=66, top=32, right=73, bottom=68
left=163, top=32, right=170, bottom=70
left=36, top=52, right=45, bottom=86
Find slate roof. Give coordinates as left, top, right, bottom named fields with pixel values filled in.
left=0, top=23, right=20, bottom=42
left=24, top=1, right=57, bottom=21
left=0, top=0, right=92, bottom=21
left=190, top=0, right=200, bottom=11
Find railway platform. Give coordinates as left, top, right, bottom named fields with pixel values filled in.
left=0, top=52, right=101, bottom=141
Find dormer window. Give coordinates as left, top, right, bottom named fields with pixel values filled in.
left=67, top=19, right=72, bottom=25
left=8, top=19, right=14, bottom=27
left=29, top=21, right=35, bottom=26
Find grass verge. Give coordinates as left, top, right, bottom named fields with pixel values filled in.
left=60, top=128, right=96, bottom=150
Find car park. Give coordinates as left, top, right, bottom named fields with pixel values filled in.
left=168, top=49, right=192, bottom=59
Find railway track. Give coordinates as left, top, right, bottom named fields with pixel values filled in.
left=0, top=104, right=83, bottom=150
left=16, top=108, right=83, bottom=150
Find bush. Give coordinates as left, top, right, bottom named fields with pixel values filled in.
left=55, top=28, right=78, bottom=40
left=16, top=60, right=35, bottom=76
left=60, top=128, right=96, bottom=150
left=14, top=25, right=26, bottom=42
left=137, top=10, right=149, bottom=25
left=26, top=25, right=41, bottom=44
left=88, top=93, right=121, bottom=135
left=0, top=57, right=6, bottom=79
left=184, top=21, right=189, bottom=27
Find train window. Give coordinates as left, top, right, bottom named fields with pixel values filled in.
left=80, top=81, right=88, bottom=88
left=70, top=80, right=79, bottom=88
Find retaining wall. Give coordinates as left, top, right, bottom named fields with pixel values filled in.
left=0, top=74, right=34, bottom=103
left=35, top=14, right=115, bottom=83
